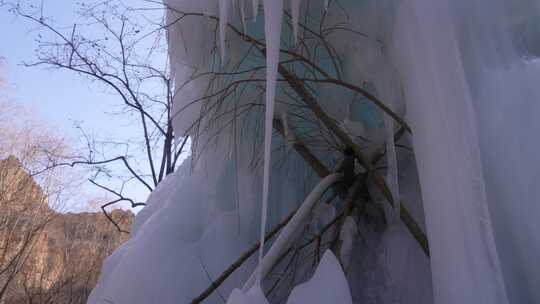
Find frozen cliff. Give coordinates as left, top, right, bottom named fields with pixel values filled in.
left=89, top=0, right=540, bottom=303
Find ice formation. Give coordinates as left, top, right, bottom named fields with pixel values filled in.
left=339, top=216, right=357, bottom=270
left=290, top=0, right=301, bottom=43
left=227, top=285, right=269, bottom=304
left=258, top=0, right=284, bottom=285
left=219, top=0, right=230, bottom=61
left=286, top=250, right=353, bottom=304
left=89, top=0, right=540, bottom=303
left=243, top=174, right=341, bottom=290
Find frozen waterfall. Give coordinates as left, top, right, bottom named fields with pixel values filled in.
left=88, top=0, right=540, bottom=303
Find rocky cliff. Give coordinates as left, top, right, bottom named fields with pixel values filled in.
left=0, top=156, right=133, bottom=303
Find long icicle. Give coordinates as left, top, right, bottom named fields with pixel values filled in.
left=239, top=0, right=247, bottom=33
left=219, top=0, right=231, bottom=62
left=291, top=0, right=301, bottom=44
left=384, top=114, right=400, bottom=220
left=257, top=0, right=284, bottom=284
left=252, top=0, right=260, bottom=20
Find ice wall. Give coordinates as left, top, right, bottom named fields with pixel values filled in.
left=393, top=3, right=508, bottom=302
left=393, top=0, right=540, bottom=303
left=89, top=0, right=432, bottom=303
left=89, top=0, right=540, bottom=303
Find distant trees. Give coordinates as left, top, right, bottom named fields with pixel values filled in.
left=0, top=156, right=50, bottom=300
left=0, top=101, right=71, bottom=301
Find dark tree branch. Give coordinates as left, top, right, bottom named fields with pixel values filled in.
left=88, top=178, right=144, bottom=234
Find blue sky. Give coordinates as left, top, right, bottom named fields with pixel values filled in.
left=1, top=2, right=127, bottom=134
left=0, top=1, right=162, bottom=212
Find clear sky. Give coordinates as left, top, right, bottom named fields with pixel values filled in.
left=0, top=1, right=160, bottom=212
left=1, top=2, right=133, bottom=136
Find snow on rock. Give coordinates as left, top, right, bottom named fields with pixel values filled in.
left=286, top=250, right=353, bottom=304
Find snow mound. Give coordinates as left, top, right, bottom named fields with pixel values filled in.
left=286, top=250, right=353, bottom=304
left=88, top=163, right=255, bottom=304
left=227, top=285, right=269, bottom=304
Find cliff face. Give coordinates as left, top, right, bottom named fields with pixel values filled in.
left=0, top=157, right=133, bottom=303
left=12, top=210, right=133, bottom=303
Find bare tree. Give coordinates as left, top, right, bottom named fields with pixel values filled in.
left=2, top=1, right=188, bottom=219
left=0, top=101, right=132, bottom=301
left=0, top=101, right=73, bottom=301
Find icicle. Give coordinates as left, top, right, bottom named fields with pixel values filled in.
left=324, top=0, right=328, bottom=11
left=339, top=216, right=357, bottom=270
left=291, top=0, right=301, bottom=44
left=281, top=112, right=295, bottom=152
left=234, top=102, right=242, bottom=234
left=252, top=0, right=260, bottom=20
left=239, top=0, right=247, bottom=33
left=219, top=0, right=231, bottom=62
left=256, top=0, right=284, bottom=284
left=384, top=114, right=400, bottom=220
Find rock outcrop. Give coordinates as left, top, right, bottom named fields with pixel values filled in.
left=0, top=156, right=133, bottom=303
